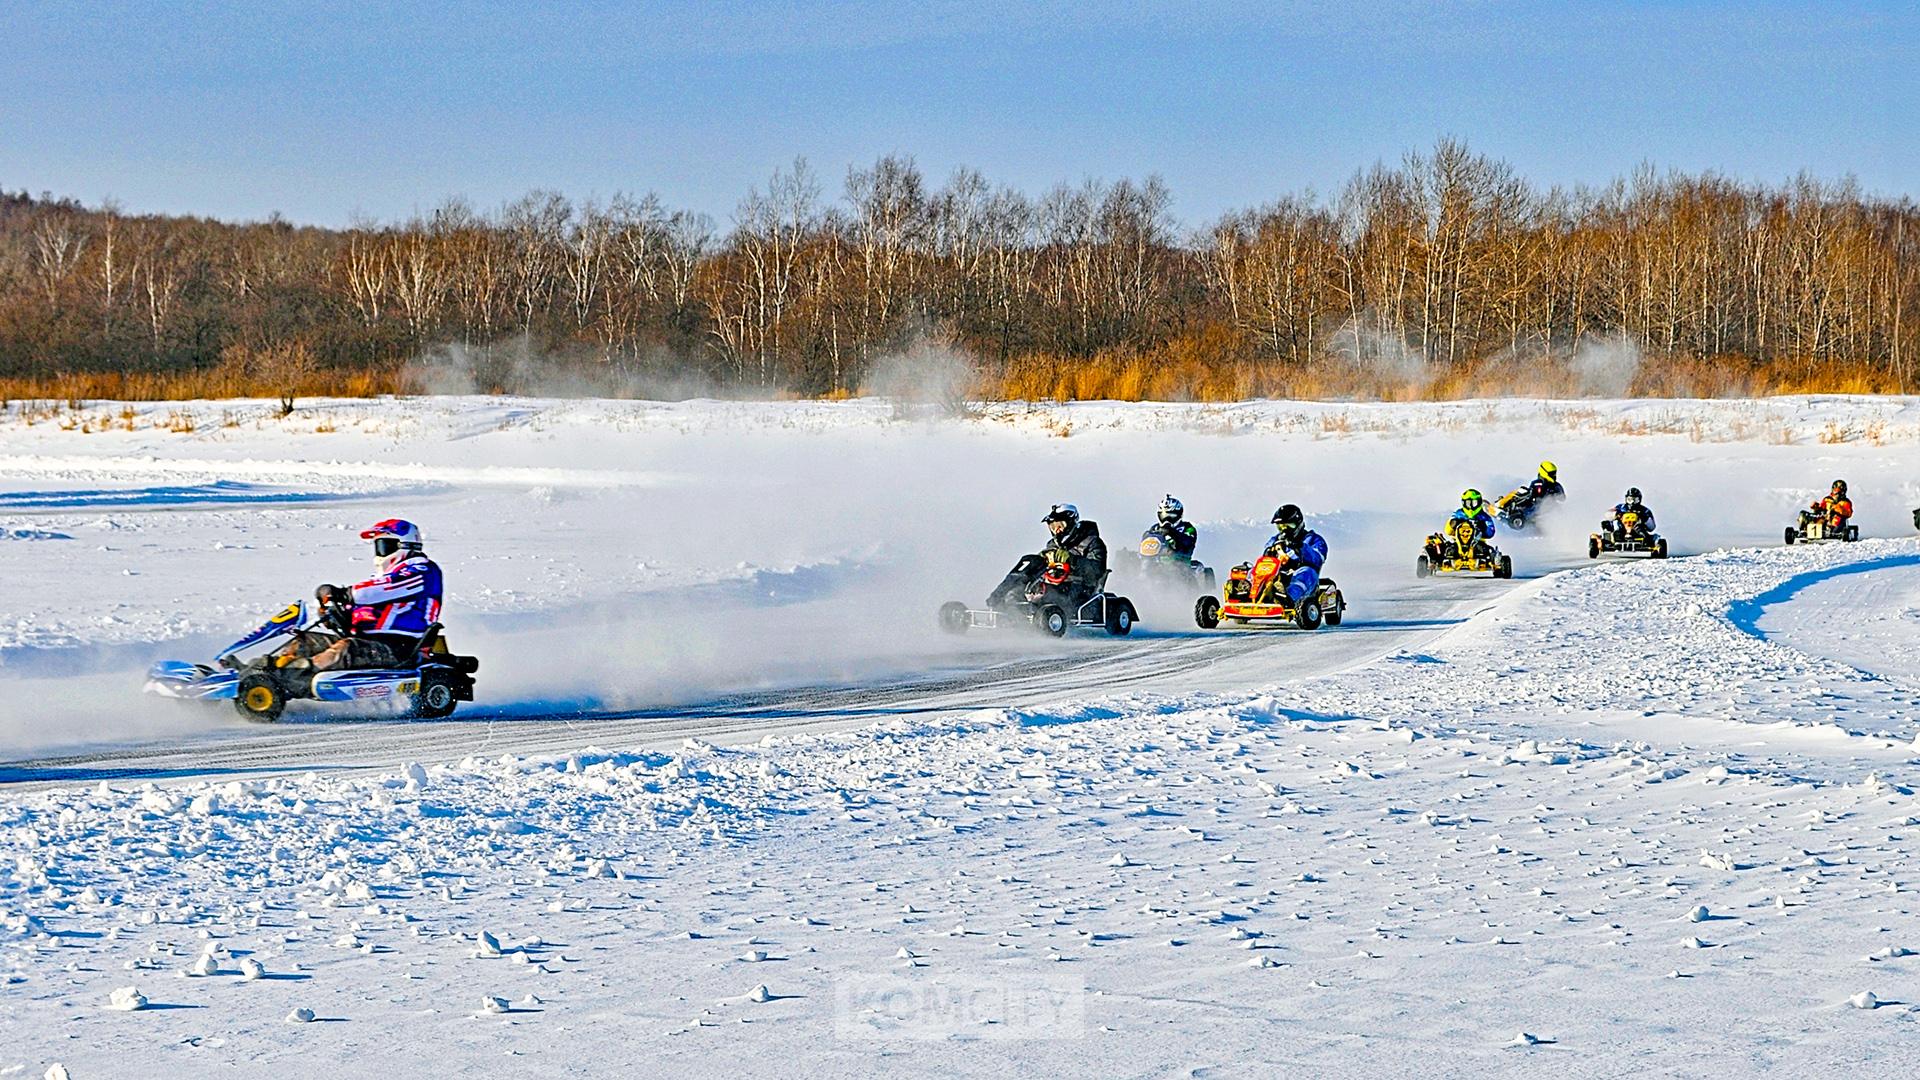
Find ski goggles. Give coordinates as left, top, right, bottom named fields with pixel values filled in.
left=372, top=537, right=401, bottom=557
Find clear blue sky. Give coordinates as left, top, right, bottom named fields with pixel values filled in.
left=0, top=1, right=1911, bottom=229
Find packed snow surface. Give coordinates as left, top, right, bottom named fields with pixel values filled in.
left=3, top=394, right=1920, bottom=1076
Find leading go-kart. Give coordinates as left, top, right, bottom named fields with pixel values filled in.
left=1786, top=516, right=1859, bottom=545
left=1132, top=531, right=1216, bottom=592
left=1589, top=509, right=1668, bottom=559
left=1417, top=518, right=1513, bottom=579
left=144, top=599, right=479, bottom=722
left=1193, top=552, right=1344, bottom=631
left=940, top=555, right=1138, bottom=638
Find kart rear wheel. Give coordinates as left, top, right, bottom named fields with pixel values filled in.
left=1784, top=527, right=1797, bottom=546
left=1294, top=597, right=1322, bottom=631
left=938, top=601, right=970, bottom=635
left=234, top=674, right=286, bottom=723
left=410, top=673, right=458, bottom=720
left=1195, top=595, right=1221, bottom=630
left=1036, top=604, right=1069, bottom=638
left=1416, top=555, right=1432, bottom=579
left=1104, top=598, right=1135, bottom=637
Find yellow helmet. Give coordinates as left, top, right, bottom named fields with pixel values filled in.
left=1538, top=461, right=1557, bottom=481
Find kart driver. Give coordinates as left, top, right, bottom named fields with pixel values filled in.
left=1604, top=488, right=1657, bottom=540
left=1263, top=504, right=1328, bottom=603
left=1802, top=480, right=1853, bottom=530
left=1452, top=489, right=1497, bottom=550
left=1144, top=495, right=1199, bottom=561
left=271, top=519, right=445, bottom=672
left=988, top=503, right=1109, bottom=611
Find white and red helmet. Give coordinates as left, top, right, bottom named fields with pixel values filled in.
left=360, top=518, right=424, bottom=558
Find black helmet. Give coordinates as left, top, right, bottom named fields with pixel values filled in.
left=1831, top=479, right=1848, bottom=496
left=1157, top=495, right=1184, bottom=526
left=1272, top=503, right=1304, bottom=538
left=1624, top=487, right=1642, bottom=506
left=1043, top=503, right=1080, bottom=529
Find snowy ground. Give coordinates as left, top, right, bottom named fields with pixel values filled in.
left=3, top=395, right=1920, bottom=1076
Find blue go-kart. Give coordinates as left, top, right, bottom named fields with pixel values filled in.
left=144, top=600, right=478, bottom=722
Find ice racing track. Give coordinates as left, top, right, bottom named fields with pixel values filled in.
left=0, top=568, right=1542, bottom=793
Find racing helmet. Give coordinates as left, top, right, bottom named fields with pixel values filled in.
left=1272, top=503, right=1304, bottom=540
left=1538, top=461, right=1557, bottom=482
left=1460, top=489, right=1484, bottom=513
left=1831, top=479, right=1848, bottom=497
left=1157, top=495, right=1184, bottom=526
left=1623, top=487, right=1642, bottom=507
left=1043, top=503, right=1080, bottom=532
left=361, top=518, right=424, bottom=559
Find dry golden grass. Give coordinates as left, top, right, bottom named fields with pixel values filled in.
left=0, top=343, right=1906, bottom=409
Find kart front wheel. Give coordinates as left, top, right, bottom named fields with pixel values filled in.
left=1847, top=526, right=1861, bottom=542
left=234, top=674, right=287, bottom=723
left=1195, top=594, right=1221, bottom=630
left=1654, top=538, right=1669, bottom=559
left=1105, top=598, right=1135, bottom=636
left=1587, top=537, right=1600, bottom=559
left=1784, top=527, right=1797, bottom=546
left=410, top=674, right=458, bottom=720
left=1496, top=555, right=1514, bottom=580
left=1322, top=593, right=1344, bottom=626
left=1294, top=597, right=1323, bottom=631
left=1036, top=604, right=1069, bottom=638
left=938, top=601, right=970, bottom=635
left=1416, top=555, right=1432, bottom=579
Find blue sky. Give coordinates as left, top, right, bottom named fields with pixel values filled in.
left=0, top=1, right=1910, bottom=228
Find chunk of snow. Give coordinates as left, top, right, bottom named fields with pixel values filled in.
left=107, top=986, right=147, bottom=1011
left=286, top=1007, right=315, bottom=1024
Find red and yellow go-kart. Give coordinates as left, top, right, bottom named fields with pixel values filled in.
left=1193, top=552, right=1344, bottom=631
left=1418, top=518, right=1512, bottom=579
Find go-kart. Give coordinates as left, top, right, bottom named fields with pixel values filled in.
left=1417, top=518, right=1513, bottom=579
left=1193, top=551, right=1343, bottom=630
left=1589, top=509, right=1667, bottom=559
left=1495, top=486, right=1563, bottom=530
left=1785, top=516, right=1859, bottom=545
left=940, top=557, right=1138, bottom=638
left=1132, top=530, right=1216, bottom=592
left=144, top=599, right=479, bottom=722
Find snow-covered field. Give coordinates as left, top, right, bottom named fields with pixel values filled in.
left=4, top=394, right=1920, bottom=1076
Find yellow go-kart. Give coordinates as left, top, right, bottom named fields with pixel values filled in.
left=1194, top=552, right=1344, bottom=631
left=1589, top=509, right=1667, bottom=559
left=1417, top=518, right=1513, bottom=579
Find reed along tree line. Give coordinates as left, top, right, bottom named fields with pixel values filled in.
left=0, top=140, right=1915, bottom=402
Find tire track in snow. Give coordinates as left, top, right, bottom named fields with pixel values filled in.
left=0, top=573, right=1526, bottom=791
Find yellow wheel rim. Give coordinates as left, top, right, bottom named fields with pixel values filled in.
left=244, top=686, right=277, bottom=712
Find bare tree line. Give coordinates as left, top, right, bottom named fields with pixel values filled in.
left=0, top=139, right=1914, bottom=397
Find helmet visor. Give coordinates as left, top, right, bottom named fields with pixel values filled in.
left=1462, top=496, right=1482, bottom=511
